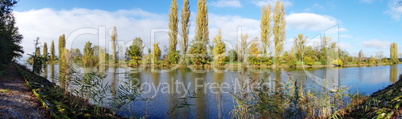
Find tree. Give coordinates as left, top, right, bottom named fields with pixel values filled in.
left=273, top=1, right=286, bottom=65
left=43, top=42, right=48, bottom=62
left=248, top=41, right=262, bottom=65
left=227, top=49, right=237, bottom=62
left=369, top=56, right=376, bottom=65
left=294, top=34, right=307, bottom=61
left=304, top=56, right=314, bottom=66
left=357, top=50, right=364, bottom=65
left=151, top=43, right=161, bottom=63
left=390, top=42, right=399, bottom=64
left=50, top=40, right=55, bottom=61
left=83, top=42, right=96, bottom=67
left=212, top=29, right=226, bottom=65
left=189, top=0, right=208, bottom=65
left=126, top=37, right=144, bottom=65
left=111, top=26, right=117, bottom=63
left=237, top=33, right=248, bottom=62
left=0, top=0, right=23, bottom=65
left=168, top=0, right=178, bottom=61
left=58, top=34, right=67, bottom=86
left=58, top=34, right=66, bottom=62
left=180, top=0, right=190, bottom=64
left=70, top=48, right=82, bottom=63
left=260, top=4, right=272, bottom=54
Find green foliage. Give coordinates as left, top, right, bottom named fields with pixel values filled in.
left=111, top=26, right=117, bottom=63
left=260, top=4, right=272, bottom=54
left=126, top=37, right=144, bottom=65
left=212, top=29, right=226, bottom=65
left=0, top=0, right=23, bottom=65
left=179, top=0, right=190, bottom=64
left=390, top=43, right=398, bottom=64
left=168, top=51, right=180, bottom=64
left=70, top=49, right=82, bottom=63
left=50, top=40, right=55, bottom=61
left=331, top=58, right=343, bottom=66
left=151, top=43, right=161, bottom=63
left=369, top=56, right=376, bottom=65
left=43, top=42, right=48, bottom=63
left=273, top=1, right=286, bottom=65
left=357, top=50, right=364, bottom=65
left=83, top=42, right=97, bottom=67
left=294, top=34, right=307, bottom=61
left=168, top=0, right=178, bottom=53
left=227, top=49, right=237, bottom=62
left=304, top=56, right=314, bottom=66
left=189, top=0, right=208, bottom=65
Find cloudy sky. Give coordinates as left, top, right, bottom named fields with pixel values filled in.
left=12, top=0, right=402, bottom=59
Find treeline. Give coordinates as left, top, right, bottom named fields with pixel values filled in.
left=30, top=0, right=400, bottom=69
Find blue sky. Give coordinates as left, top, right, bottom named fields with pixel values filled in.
left=12, top=0, right=402, bottom=59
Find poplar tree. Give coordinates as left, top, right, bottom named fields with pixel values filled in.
left=212, top=29, right=226, bottom=65
left=189, top=0, right=209, bottom=65
left=151, top=43, right=161, bottom=63
left=58, top=34, right=66, bottom=86
left=294, top=34, right=307, bottom=61
left=180, top=0, right=190, bottom=63
left=168, top=0, right=178, bottom=53
left=273, top=1, right=286, bottom=65
left=390, top=42, right=399, bottom=64
left=111, top=26, right=117, bottom=63
left=58, top=34, right=66, bottom=62
left=260, top=4, right=272, bottom=54
left=83, top=41, right=95, bottom=67
left=50, top=40, right=55, bottom=61
left=43, top=42, right=48, bottom=60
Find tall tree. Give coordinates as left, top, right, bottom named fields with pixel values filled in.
left=58, top=34, right=66, bottom=62
left=111, top=26, right=117, bottom=63
left=294, top=34, right=307, bottom=61
left=180, top=0, right=190, bottom=64
left=58, top=34, right=67, bottom=87
left=273, top=1, right=286, bottom=65
left=50, top=40, right=55, bottom=61
left=0, top=0, right=23, bottom=65
left=390, top=42, right=399, bottom=64
left=237, top=33, right=248, bottom=62
left=212, top=29, right=226, bottom=65
left=260, top=4, right=272, bottom=54
left=168, top=0, right=178, bottom=53
left=43, top=42, right=48, bottom=60
left=189, top=0, right=208, bottom=65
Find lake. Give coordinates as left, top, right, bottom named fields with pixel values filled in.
left=39, top=63, right=400, bottom=118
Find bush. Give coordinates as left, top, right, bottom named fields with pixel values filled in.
left=167, top=51, right=180, bottom=64
left=331, top=59, right=343, bottom=66
left=304, top=56, right=314, bottom=66
left=287, top=58, right=297, bottom=68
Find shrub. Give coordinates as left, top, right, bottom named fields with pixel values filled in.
left=331, top=58, right=343, bottom=66
left=304, top=56, right=314, bottom=66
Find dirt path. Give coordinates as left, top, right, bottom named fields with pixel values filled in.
left=0, top=64, right=49, bottom=118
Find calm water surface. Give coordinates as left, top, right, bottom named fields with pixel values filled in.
left=41, top=64, right=401, bottom=118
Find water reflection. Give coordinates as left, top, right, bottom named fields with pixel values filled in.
left=41, top=64, right=401, bottom=118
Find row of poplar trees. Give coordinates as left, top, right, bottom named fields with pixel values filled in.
left=163, top=0, right=286, bottom=66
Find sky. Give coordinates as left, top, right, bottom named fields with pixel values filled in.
left=12, top=0, right=402, bottom=60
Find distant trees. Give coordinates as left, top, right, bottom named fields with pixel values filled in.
left=168, top=0, right=179, bottom=64
left=212, top=29, right=226, bottom=65
left=0, top=0, right=23, bottom=65
left=273, top=1, right=286, bottom=65
left=126, top=37, right=144, bottom=65
left=357, top=50, right=364, bottom=65
left=180, top=0, right=190, bottom=64
left=237, top=33, right=248, bottom=63
left=390, top=42, right=399, bottom=64
left=260, top=4, right=272, bottom=54
left=43, top=42, right=48, bottom=62
left=189, top=0, right=208, bottom=65
left=227, top=49, right=237, bottom=62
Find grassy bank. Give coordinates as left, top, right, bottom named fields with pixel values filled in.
left=14, top=63, right=120, bottom=119
left=345, top=74, right=402, bottom=118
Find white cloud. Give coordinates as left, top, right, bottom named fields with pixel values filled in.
left=360, top=0, right=375, bottom=3
left=362, top=39, right=391, bottom=49
left=286, top=13, right=339, bottom=31
left=210, top=0, right=242, bottom=8
left=14, top=8, right=264, bottom=60
left=14, top=8, right=168, bottom=59
left=252, top=0, right=293, bottom=7
left=384, top=0, right=402, bottom=20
